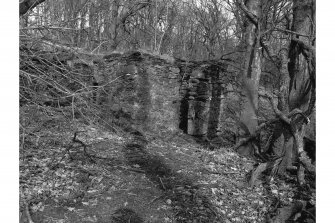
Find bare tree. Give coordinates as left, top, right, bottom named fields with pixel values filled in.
left=236, top=0, right=316, bottom=184
left=286, top=0, right=315, bottom=183
left=235, top=0, right=262, bottom=157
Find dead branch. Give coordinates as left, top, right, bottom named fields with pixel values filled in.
left=72, top=131, right=96, bottom=163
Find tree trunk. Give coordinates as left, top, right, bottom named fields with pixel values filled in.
left=288, top=0, right=315, bottom=113
left=269, top=47, right=294, bottom=174
left=159, top=3, right=177, bottom=55
left=270, top=0, right=315, bottom=178
left=286, top=0, right=315, bottom=183
left=110, top=0, right=120, bottom=50
left=278, top=48, right=290, bottom=113
left=236, top=0, right=262, bottom=157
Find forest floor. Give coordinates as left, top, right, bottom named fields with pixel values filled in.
left=19, top=105, right=314, bottom=223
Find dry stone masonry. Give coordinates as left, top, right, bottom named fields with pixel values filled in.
left=92, top=51, right=229, bottom=139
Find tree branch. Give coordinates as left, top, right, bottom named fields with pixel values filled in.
left=275, top=28, right=313, bottom=38
left=20, top=0, right=46, bottom=16
left=120, top=0, right=152, bottom=31
left=236, top=0, right=258, bottom=26
left=290, top=35, right=314, bottom=61
left=259, top=92, right=291, bottom=125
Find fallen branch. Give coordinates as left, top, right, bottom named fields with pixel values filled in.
left=159, top=177, right=166, bottom=190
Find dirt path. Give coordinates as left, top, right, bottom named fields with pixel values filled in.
left=122, top=130, right=221, bottom=222
left=21, top=128, right=220, bottom=222
left=20, top=107, right=281, bottom=223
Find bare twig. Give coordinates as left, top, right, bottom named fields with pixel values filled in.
left=72, top=131, right=96, bottom=163
left=159, top=177, right=166, bottom=190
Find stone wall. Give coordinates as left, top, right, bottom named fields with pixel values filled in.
left=94, top=51, right=181, bottom=135
left=20, top=47, right=315, bottom=148
left=179, top=64, right=227, bottom=139
left=93, top=51, right=229, bottom=138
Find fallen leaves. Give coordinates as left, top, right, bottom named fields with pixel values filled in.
left=19, top=105, right=314, bottom=222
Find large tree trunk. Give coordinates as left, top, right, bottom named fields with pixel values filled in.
left=287, top=0, right=315, bottom=183
left=265, top=46, right=294, bottom=173
left=288, top=0, right=315, bottom=114
left=270, top=0, right=315, bottom=179
left=236, top=0, right=262, bottom=157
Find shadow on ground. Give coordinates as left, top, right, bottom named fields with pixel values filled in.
left=123, top=130, right=222, bottom=222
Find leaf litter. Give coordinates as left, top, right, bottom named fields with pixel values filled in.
left=19, top=105, right=312, bottom=223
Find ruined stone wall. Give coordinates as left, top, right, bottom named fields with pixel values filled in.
left=21, top=47, right=315, bottom=150
left=93, top=51, right=229, bottom=138
left=177, top=61, right=228, bottom=139
left=94, top=51, right=181, bottom=135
